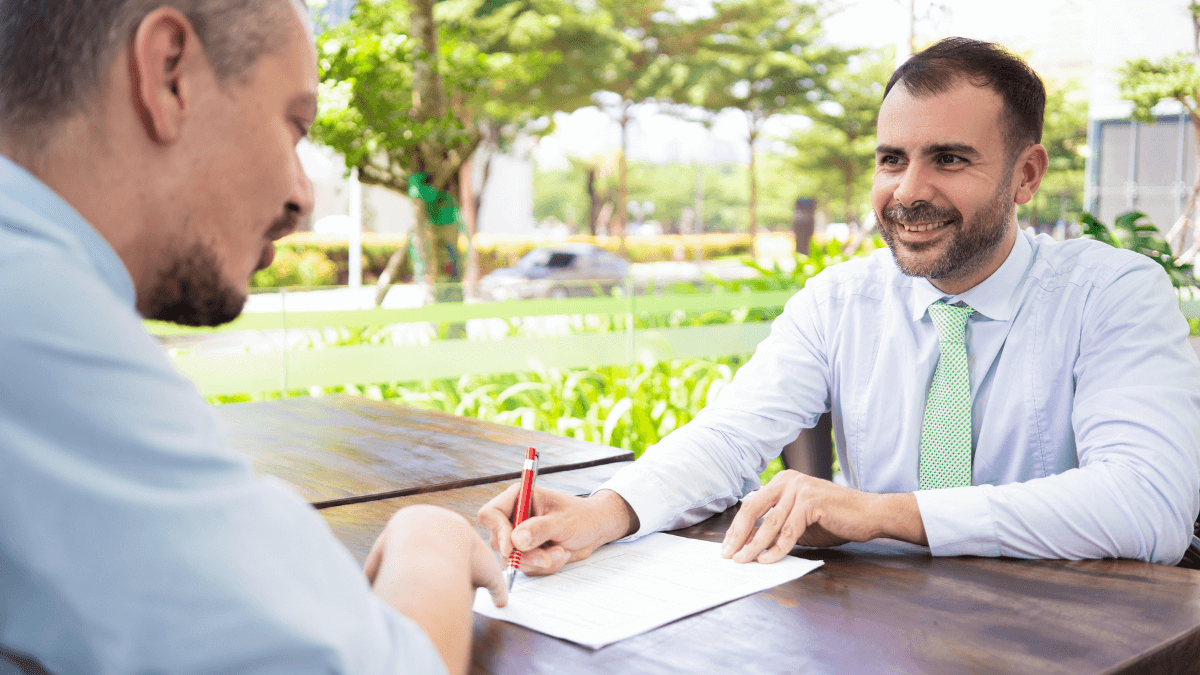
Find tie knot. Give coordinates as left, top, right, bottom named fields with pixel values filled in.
left=928, top=301, right=975, bottom=344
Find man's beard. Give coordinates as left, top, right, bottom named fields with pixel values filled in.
left=877, top=174, right=1015, bottom=282
left=142, top=239, right=248, bottom=327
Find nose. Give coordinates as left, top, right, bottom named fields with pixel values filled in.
left=892, top=162, right=936, bottom=209
left=288, top=154, right=315, bottom=219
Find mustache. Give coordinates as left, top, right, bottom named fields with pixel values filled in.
left=882, top=201, right=961, bottom=225
left=265, top=205, right=300, bottom=241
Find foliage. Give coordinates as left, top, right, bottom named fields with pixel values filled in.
left=1017, top=79, right=1089, bottom=230
left=679, top=0, right=848, bottom=246
left=534, top=157, right=818, bottom=235
left=250, top=232, right=764, bottom=288
left=1116, top=3, right=1200, bottom=252
left=789, top=48, right=892, bottom=226
left=1081, top=211, right=1198, bottom=288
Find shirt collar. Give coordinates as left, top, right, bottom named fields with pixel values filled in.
left=0, top=155, right=136, bottom=307
left=908, top=228, right=1033, bottom=323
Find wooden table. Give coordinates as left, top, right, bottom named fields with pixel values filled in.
left=216, top=395, right=633, bottom=507
left=322, top=478, right=1200, bottom=675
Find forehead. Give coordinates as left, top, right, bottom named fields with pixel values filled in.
left=245, top=5, right=319, bottom=105
left=876, top=81, right=1006, bottom=154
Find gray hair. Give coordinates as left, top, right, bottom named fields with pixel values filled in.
left=0, top=0, right=298, bottom=137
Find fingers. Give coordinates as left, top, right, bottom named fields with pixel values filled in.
left=733, top=487, right=798, bottom=563
left=477, top=483, right=522, bottom=557
left=755, top=500, right=809, bottom=564
left=517, top=544, right=571, bottom=576
left=471, top=533, right=509, bottom=608
left=722, top=471, right=793, bottom=559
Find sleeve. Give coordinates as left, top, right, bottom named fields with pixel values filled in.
left=0, top=251, right=447, bottom=674
left=915, top=256, right=1200, bottom=564
left=598, top=282, right=833, bottom=538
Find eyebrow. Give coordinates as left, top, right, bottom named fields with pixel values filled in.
left=876, top=142, right=982, bottom=158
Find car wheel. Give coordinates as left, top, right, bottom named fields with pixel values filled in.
left=549, top=286, right=568, bottom=300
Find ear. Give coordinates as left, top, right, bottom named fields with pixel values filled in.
left=128, top=7, right=199, bottom=144
left=1012, top=143, right=1049, bottom=206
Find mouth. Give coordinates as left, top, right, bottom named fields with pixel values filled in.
left=256, top=242, right=276, bottom=272
left=900, top=219, right=954, bottom=233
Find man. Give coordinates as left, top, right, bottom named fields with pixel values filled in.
left=0, top=2, right=504, bottom=674
left=480, top=38, right=1200, bottom=572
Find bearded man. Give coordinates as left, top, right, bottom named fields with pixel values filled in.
left=480, top=38, right=1200, bottom=571
left=0, top=2, right=505, bottom=674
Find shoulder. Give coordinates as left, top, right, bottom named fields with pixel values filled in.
left=1025, top=234, right=1163, bottom=294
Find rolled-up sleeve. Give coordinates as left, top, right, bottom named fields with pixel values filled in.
left=0, top=247, right=446, bottom=674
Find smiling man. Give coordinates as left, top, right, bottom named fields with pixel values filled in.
left=480, top=38, right=1200, bottom=572
left=0, top=2, right=504, bottom=674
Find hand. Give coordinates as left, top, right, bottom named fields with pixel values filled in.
left=364, top=505, right=507, bottom=675
left=478, top=486, right=638, bottom=575
left=722, top=470, right=927, bottom=564
left=365, top=504, right=508, bottom=608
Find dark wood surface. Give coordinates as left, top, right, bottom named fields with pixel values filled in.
left=216, top=395, right=633, bottom=507
left=322, top=480, right=1200, bottom=675
left=321, top=462, right=630, bottom=563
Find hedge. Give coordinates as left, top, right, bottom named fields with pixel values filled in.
left=251, top=232, right=780, bottom=288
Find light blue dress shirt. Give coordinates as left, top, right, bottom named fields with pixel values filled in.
left=0, top=156, right=447, bottom=674
left=602, top=228, right=1200, bottom=564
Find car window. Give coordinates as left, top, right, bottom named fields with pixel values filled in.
left=546, top=253, right=576, bottom=268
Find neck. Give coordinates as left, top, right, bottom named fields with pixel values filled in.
left=2, top=116, right=166, bottom=305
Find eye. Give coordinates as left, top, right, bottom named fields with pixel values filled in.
left=936, top=154, right=966, bottom=166
left=877, top=154, right=903, bottom=168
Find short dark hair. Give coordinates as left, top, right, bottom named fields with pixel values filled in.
left=884, top=37, right=1046, bottom=158
left=0, top=0, right=297, bottom=139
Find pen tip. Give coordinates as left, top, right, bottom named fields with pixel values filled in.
left=505, top=569, right=515, bottom=591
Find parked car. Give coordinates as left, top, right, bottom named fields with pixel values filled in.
left=481, top=243, right=630, bottom=300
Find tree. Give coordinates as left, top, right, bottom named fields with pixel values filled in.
left=681, top=0, right=847, bottom=254
left=1118, top=1, right=1200, bottom=258
left=789, top=48, right=891, bottom=229
left=313, top=0, right=586, bottom=301
left=1022, top=79, right=1088, bottom=232
left=576, top=0, right=741, bottom=247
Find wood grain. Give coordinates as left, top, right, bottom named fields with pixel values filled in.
left=320, top=462, right=631, bottom=564
left=215, top=395, right=633, bottom=507
left=323, top=484, right=1200, bottom=675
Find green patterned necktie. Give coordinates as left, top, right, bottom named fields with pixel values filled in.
left=919, top=301, right=977, bottom=490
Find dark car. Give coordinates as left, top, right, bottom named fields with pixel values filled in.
left=481, top=243, right=630, bottom=300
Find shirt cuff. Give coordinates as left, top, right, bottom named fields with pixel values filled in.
left=592, top=462, right=678, bottom=541
left=914, top=485, right=1000, bottom=557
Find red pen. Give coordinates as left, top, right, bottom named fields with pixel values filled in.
left=505, top=446, right=539, bottom=591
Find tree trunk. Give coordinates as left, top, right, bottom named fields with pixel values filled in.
left=459, top=156, right=479, bottom=297
left=586, top=166, right=600, bottom=236
left=1175, top=116, right=1200, bottom=260
left=616, top=107, right=629, bottom=253
left=747, top=112, right=759, bottom=258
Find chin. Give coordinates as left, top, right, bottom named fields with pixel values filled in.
left=142, top=242, right=251, bottom=327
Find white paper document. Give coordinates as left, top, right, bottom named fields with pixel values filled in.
left=472, top=533, right=824, bottom=649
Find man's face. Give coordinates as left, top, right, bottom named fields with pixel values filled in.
left=871, top=81, right=1019, bottom=289
left=144, top=6, right=317, bottom=326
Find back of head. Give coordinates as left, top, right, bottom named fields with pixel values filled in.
left=884, top=37, right=1046, bottom=159
left=0, top=0, right=295, bottom=144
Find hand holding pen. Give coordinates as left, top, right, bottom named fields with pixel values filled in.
left=504, top=446, right=539, bottom=590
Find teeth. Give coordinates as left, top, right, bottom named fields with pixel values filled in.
left=902, top=220, right=951, bottom=233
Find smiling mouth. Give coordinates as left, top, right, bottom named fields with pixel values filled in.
left=901, top=220, right=954, bottom=233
